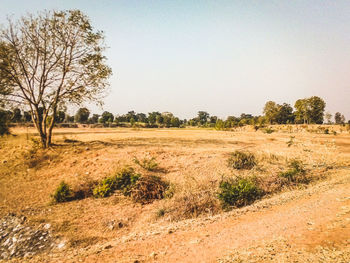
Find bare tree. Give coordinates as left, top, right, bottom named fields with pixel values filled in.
left=0, top=10, right=112, bottom=147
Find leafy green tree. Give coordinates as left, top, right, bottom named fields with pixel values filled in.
left=170, top=117, right=180, bottom=127
left=148, top=112, right=161, bottom=125
left=294, top=96, right=325, bottom=124
left=276, top=103, right=294, bottom=124
left=308, top=96, right=326, bottom=124
left=197, top=111, right=209, bottom=125
left=263, top=101, right=279, bottom=124
left=75, top=108, right=90, bottom=123
left=88, top=114, right=100, bottom=124
left=126, top=111, right=136, bottom=122
left=0, top=10, right=111, bottom=147
left=101, top=111, right=114, bottom=123
left=136, top=113, right=147, bottom=123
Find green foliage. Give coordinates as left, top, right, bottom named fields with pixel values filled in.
left=75, top=108, right=90, bottom=123
left=92, top=177, right=116, bottom=198
left=93, top=167, right=140, bottom=198
left=279, top=159, right=308, bottom=183
left=227, top=151, right=256, bottom=170
left=133, top=156, right=158, bottom=171
left=294, top=96, right=325, bottom=124
left=217, top=176, right=262, bottom=208
left=52, top=181, right=73, bottom=203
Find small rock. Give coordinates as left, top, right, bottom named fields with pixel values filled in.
left=44, top=223, right=51, bottom=230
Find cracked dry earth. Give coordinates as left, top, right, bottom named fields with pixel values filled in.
left=21, top=171, right=348, bottom=263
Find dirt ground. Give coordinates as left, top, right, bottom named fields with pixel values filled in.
left=0, top=126, right=349, bottom=262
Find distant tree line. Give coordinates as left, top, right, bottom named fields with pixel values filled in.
left=0, top=96, right=349, bottom=135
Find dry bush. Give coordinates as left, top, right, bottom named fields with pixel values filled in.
left=227, top=151, right=256, bottom=170
left=165, top=179, right=221, bottom=220
left=131, top=175, right=168, bottom=204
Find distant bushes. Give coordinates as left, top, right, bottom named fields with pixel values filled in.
left=227, top=151, right=256, bottom=170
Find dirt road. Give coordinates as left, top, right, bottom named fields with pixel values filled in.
left=70, top=171, right=350, bottom=263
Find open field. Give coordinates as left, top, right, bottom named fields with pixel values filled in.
left=0, top=126, right=349, bottom=262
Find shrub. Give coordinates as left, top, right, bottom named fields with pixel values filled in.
left=52, top=181, right=73, bottom=203
left=93, top=177, right=116, bottom=198
left=170, top=187, right=220, bottom=219
left=227, top=151, right=256, bottom=170
left=217, top=176, right=262, bottom=208
left=93, top=167, right=140, bottom=198
left=279, top=159, right=308, bottom=184
left=133, top=156, right=158, bottom=171
left=131, top=175, right=168, bottom=204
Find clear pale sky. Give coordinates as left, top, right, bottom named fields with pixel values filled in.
left=1, top=0, right=350, bottom=119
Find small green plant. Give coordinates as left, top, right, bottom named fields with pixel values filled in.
left=133, top=156, right=159, bottom=171
left=279, top=159, right=308, bottom=184
left=324, top=128, right=329, bottom=134
left=217, top=176, right=262, bottom=208
left=227, top=151, right=256, bottom=170
left=52, top=181, right=73, bottom=203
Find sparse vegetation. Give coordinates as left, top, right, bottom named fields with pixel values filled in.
left=279, top=159, right=308, bottom=184
left=227, top=151, right=256, bottom=170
